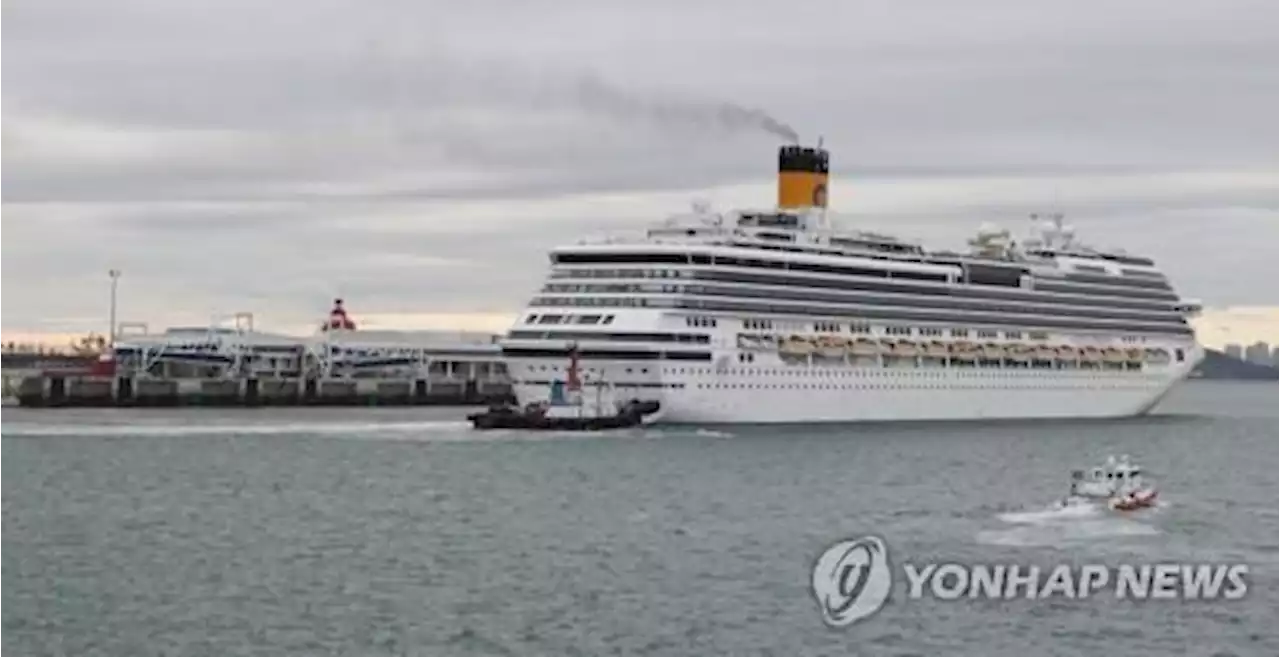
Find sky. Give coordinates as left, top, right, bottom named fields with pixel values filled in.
left=2, top=0, right=1277, bottom=349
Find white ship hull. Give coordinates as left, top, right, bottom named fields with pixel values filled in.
left=652, top=370, right=1187, bottom=424
left=508, top=350, right=1200, bottom=425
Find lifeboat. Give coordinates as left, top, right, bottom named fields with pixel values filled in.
left=925, top=340, right=949, bottom=357
left=1144, top=347, right=1170, bottom=364
left=1035, top=344, right=1058, bottom=360
left=1101, top=347, right=1126, bottom=363
left=779, top=335, right=815, bottom=357
left=1006, top=344, right=1034, bottom=361
left=850, top=337, right=880, bottom=356
left=1124, top=347, right=1144, bottom=363
left=894, top=340, right=921, bottom=357
left=1054, top=345, right=1078, bottom=361
left=980, top=343, right=1004, bottom=359
left=1079, top=346, right=1102, bottom=362
left=949, top=341, right=978, bottom=361
left=816, top=335, right=849, bottom=358
left=1110, top=489, right=1159, bottom=512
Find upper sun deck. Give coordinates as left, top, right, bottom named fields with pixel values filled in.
left=570, top=206, right=927, bottom=260
left=557, top=205, right=1162, bottom=281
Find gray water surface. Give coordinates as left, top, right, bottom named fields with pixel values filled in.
left=4, top=381, right=1277, bottom=656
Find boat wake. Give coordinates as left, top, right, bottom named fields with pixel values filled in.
left=978, top=499, right=1163, bottom=548
left=996, top=501, right=1104, bottom=525
left=2, top=418, right=737, bottom=444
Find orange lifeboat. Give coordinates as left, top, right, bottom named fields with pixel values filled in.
left=779, top=335, right=815, bottom=357
left=1006, top=344, right=1034, bottom=362
left=1110, top=489, right=1158, bottom=512
left=949, top=341, right=977, bottom=361
left=850, top=337, right=880, bottom=356
left=816, top=335, right=849, bottom=358
left=925, top=340, right=949, bottom=357
left=894, top=340, right=921, bottom=357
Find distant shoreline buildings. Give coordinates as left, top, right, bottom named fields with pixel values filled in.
left=1, top=300, right=516, bottom=407
left=1222, top=341, right=1280, bottom=369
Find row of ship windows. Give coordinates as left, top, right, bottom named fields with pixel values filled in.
left=551, top=260, right=1170, bottom=289
left=529, top=365, right=653, bottom=375
left=551, top=268, right=688, bottom=280
left=686, top=367, right=1160, bottom=377
left=524, top=364, right=1161, bottom=377
left=541, top=279, right=1182, bottom=313
left=548, top=267, right=1178, bottom=308
left=534, top=297, right=652, bottom=308
left=729, top=359, right=1151, bottom=370
left=551, top=257, right=957, bottom=282
left=717, top=316, right=1100, bottom=343
left=526, top=313, right=616, bottom=326
left=544, top=298, right=1187, bottom=335
left=744, top=319, right=856, bottom=332
left=521, top=315, right=1084, bottom=342
left=533, top=283, right=1181, bottom=324
left=549, top=254, right=1170, bottom=291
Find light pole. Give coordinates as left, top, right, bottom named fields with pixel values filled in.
left=108, top=269, right=121, bottom=347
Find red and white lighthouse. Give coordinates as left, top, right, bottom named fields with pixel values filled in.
left=322, top=298, right=357, bottom=331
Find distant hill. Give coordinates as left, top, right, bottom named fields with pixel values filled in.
left=1193, top=349, right=1279, bottom=380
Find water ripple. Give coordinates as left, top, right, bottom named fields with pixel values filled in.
left=3, top=383, right=1277, bottom=656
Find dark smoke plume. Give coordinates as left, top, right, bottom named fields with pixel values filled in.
left=573, top=75, right=799, bottom=142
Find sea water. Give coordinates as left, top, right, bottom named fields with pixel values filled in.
left=3, top=381, right=1276, bottom=656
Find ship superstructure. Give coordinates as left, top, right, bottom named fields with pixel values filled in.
left=500, top=143, right=1204, bottom=423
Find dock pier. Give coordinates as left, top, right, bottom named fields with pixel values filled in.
left=5, top=302, right=520, bottom=410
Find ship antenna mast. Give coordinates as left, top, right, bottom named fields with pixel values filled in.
left=1050, top=211, right=1066, bottom=248
left=1028, top=211, right=1069, bottom=250
left=817, top=134, right=828, bottom=230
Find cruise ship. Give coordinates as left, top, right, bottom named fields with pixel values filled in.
left=500, top=143, right=1204, bottom=423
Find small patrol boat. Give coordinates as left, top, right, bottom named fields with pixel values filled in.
left=467, top=345, right=661, bottom=431
left=1061, top=454, right=1159, bottom=512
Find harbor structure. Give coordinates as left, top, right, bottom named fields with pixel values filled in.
left=11, top=300, right=513, bottom=408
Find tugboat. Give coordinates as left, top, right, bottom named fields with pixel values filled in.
left=467, top=346, right=661, bottom=431
left=1062, top=455, right=1159, bottom=512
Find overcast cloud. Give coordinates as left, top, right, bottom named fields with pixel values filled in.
left=2, top=0, right=1276, bottom=338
